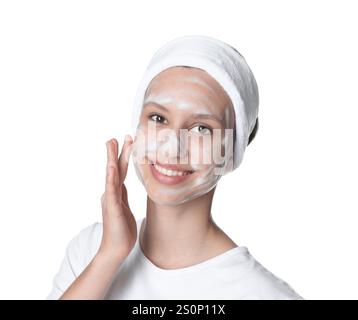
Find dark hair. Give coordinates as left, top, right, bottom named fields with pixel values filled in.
left=247, top=117, right=258, bottom=146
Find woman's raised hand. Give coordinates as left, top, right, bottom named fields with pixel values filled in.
left=98, top=136, right=137, bottom=261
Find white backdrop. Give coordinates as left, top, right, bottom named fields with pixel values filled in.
left=0, top=0, right=357, bottom=299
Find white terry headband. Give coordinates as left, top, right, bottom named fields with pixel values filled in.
left=131, top=35, right=259, bottom=171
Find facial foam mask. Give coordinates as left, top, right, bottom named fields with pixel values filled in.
left=131, top=72, right=235, bottom=206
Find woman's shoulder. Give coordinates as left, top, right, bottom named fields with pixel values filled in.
left=231, top=247, right=303, bottom=300
left=75, top=221, right=103, bottom=248
left=68, top=218, right=143, bottom=267
left=64, top=221, right=103, bottom=268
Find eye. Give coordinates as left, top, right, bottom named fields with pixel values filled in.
left=149, top=113, right=168, bottom=124
left=190, top=125, right=212, bottom=135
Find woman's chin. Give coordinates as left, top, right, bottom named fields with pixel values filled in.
left=146, top=188, right=190, bottom=206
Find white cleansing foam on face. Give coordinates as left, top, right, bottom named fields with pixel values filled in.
left=131, top=73, right=235, bottom=205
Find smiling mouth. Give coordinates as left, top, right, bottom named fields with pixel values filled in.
left=152, top=162, right=194, bottom=177
left=147, top=159, right=195, bottom=185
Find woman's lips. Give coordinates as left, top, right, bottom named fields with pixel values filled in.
left=149, top=161, right=195, bottom=185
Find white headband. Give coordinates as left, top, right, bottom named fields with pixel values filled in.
left=131, top=35, right=259, bottom=171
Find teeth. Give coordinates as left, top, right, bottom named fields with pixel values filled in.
left=153, top=163, right=192, bottom=177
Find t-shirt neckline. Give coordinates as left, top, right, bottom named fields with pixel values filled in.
left=135, top=217, right=248, bottom=276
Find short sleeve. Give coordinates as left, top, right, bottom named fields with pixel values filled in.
left=46, top=222, right=101, bottom=300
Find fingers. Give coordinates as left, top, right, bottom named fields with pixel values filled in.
left=118, top=135, right=133, bottom=183
left=121, top=183, right=130, bottom=210
left=106, top=138, right=119, bottom=168
left=104, top=136, right=133, bottom=204
left=105, top=139, right=120, bottom=200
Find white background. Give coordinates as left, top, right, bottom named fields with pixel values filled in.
left=0, top=0, right=357, bottom=299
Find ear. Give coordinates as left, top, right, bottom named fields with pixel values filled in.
left=247, top=117, right=259, bottom=146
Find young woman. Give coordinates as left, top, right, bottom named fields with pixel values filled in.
left=47, top=35, right=302, bottom=300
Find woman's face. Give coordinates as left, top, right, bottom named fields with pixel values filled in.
left=132, top=66, right=235, bottom=205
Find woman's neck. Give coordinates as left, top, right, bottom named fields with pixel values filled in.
left=139, top=188, right=238, bottom=269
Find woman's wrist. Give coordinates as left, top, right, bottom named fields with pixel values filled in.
left=95, top=247, right=128, bottom=266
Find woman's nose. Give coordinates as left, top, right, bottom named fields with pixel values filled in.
left=158, top=129, right=188, bottom=161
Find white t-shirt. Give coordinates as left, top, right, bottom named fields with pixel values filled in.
left=47, top=217, right=303, bottom=300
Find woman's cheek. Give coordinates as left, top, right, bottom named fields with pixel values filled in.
left=212, top=139, right=224, bottom=167
left=146, top=125, right=159, bottom=157
left=187, top=133, right=210, bottom=170
left=132, top=127, right=147, bottom=164
left=132, top=122, right=159, bottom=163
left=212, top=132, right=234, bottom=174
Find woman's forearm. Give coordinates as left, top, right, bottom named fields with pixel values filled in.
left=59, top=251, right=126, bottom=300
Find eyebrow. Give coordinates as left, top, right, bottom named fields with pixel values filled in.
left=191, top=113, right=223, bottom=125
left=143, top=101, right=169, bottom=112
left=144, top=101, right=224, bottom=125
